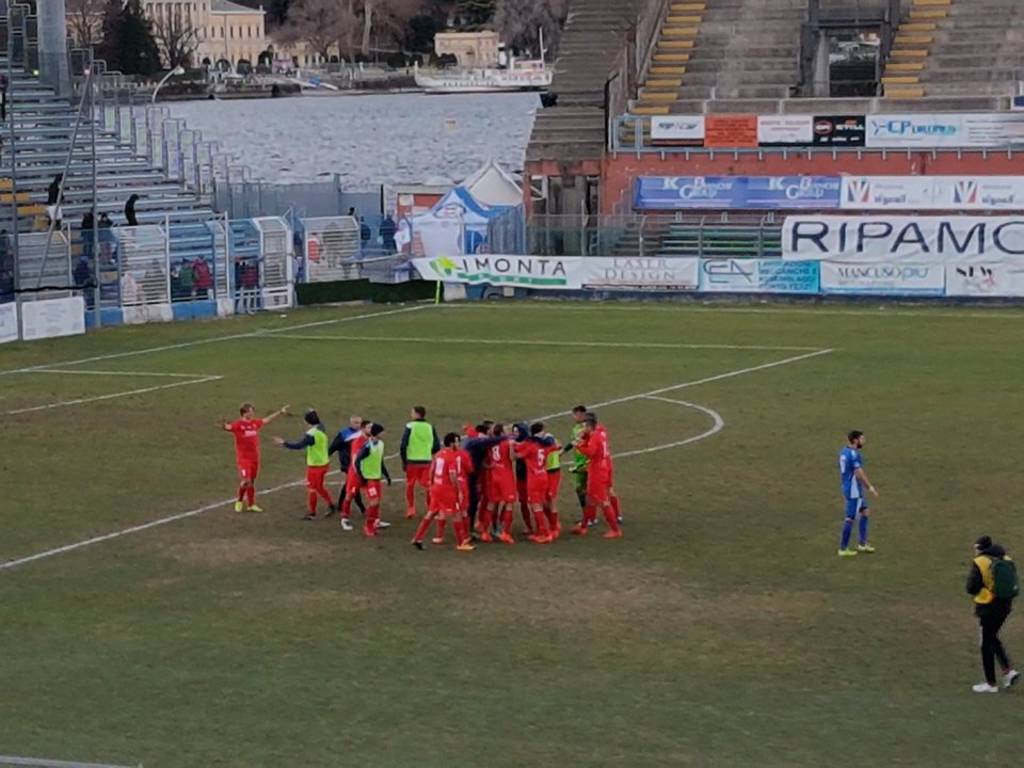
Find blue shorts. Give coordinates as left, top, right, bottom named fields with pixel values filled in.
left=844, top=497, right=868, bottom=519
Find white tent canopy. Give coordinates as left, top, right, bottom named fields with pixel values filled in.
left=461, top=159, right=523, bottom=208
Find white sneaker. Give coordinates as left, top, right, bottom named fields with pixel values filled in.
left=340, top=518, right=354, bottom=532
left=376, top=520, right=392, bottom=529
left=1004, top=669, right=1021, bottom=689
left=972, top=682, right=999, bottom=693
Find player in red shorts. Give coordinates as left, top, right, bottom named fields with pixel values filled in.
left=401, top=405, right=440, bottom=519
left=412, top=433, right=475, bottom=551
left=219, top=402, right=288, bottom=513
left=340, top=420, right=372, bottom=531
left=513, top=422, right=558, bottom=543
left=596, top=420, right=623, bottom=526
left=353, top=423, right=391, bottom=537
left=483, top=423, right=517, bottom=544
left=573, top=415, right=622, bottom=539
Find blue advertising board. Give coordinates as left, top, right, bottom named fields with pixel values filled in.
left=698, top=259, right=820, bottom=294
left=635, top=176, right=841, bottom=210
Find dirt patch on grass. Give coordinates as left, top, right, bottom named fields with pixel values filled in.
left=167, top=536, right=334, bottom=568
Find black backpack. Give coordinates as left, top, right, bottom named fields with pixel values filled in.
left=992, top=557, right=1020, bottom=600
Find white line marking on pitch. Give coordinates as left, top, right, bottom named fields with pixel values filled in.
left=5, top=375, right=224, bottom=415
left=23, top=368, right=215, bottom=379
left=269, top=333, right=820, bottom=353
left=0, top=348, right=829, bottom=572
left=614, top=396, right=725, bottom=459
left=0, top=304, right=431, bottom=377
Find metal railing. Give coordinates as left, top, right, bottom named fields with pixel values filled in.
left=522, top=213, right=783, bottom=258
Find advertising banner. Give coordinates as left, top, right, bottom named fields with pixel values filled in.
left=866, top=113, right=1024, bottom=149
left=783, top=215, right=1024, bottom=264
left=580, top=257, right=699, bottom=291
left=820, top=262, right=945, bottom=296
left=0, top=302, right=18, bottom=344
left=945, top=263, right=1024, bottom=297
left=20, top=296, right=86, bottom=341
left=841, top=176, right=1024, bottom=211
left=812, top=115, right=866, bottom=147
left=757, top=115, right=814, bottom=146
left=704, top=115, right=758, bottom=148
left=634, top=176, right=840, bottom=210
left=699, top=259, right=820, bottom=294
left=651, top=115, right=705, bottom=143
left=412, top=255, right=583, bottom=290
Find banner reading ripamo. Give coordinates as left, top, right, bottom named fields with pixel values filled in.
left=783, top=216, right=1024, bottom=264
left=413, top=255, right=583, bottom=290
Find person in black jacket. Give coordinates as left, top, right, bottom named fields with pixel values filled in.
left=328, top=415, right=367, bottom=524
left=966, top=535, right=1020, bottom=692
left=125, top=194, right=140, bottom=227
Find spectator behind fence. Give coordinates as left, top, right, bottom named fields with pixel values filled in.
left=179, top=259, right=195, bottom=298
left=193, top=257, right=213, bottom=298
left=47, top=173, right=64, bottom=229
left=360, top=217, right=371, bottom=254
left=0, top=72, right=8, bottom=122
left=81, top=211, right=95, bottom=260
left=379, top=213, right=397, bottom=254
left=120, top=270, right=140, bottom=305
left=125, top=194, right=140, bottom=227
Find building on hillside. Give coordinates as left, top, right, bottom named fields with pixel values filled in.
left=142, top=0, right=268, bottom=69
left=434, top=31, right=500, bottom=68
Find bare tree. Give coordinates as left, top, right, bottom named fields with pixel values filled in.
left=281, top=0, right=346, bottom=61
left=67, top=0, right=106, bottom=48
left=152, top=5, right=201, bottom=69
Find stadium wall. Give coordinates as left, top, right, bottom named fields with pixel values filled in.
left=602, top=151, right=1024, bottom=215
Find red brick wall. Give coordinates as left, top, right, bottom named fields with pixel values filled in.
left=601, top=150, right=1024, bottom=214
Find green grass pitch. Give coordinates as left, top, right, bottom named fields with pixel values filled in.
left=1, top=300, right=1023, bottom=767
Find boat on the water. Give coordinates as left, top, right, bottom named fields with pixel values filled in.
left=414, top=58, right=552, bottom=94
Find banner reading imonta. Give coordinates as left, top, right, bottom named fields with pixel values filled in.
left=783, top=215, right=1024, bottom=264
left=413, top=255, right=583, bottom=290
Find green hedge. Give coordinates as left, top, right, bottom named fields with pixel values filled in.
left=296, top=280, right=437, bottom=306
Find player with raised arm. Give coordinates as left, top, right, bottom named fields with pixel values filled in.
left=573, top=415, right=622, bottom=539
left=274, top=409, right=335, bottom=521
left=838, top=430, right=879, bottom=557
left=354, top=423, right=391, bottom=537
left=220, top=402, right=288, bottom=513
left=412, top=433, right=475, bottom=551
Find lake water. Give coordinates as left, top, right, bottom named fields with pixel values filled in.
left=168, top=92, right=539, bottom=189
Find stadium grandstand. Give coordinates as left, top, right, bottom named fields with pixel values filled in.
left=526, top=0, right=1024, bottom=242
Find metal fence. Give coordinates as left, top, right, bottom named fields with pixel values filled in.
left=522, top=214, right=783, bottom=258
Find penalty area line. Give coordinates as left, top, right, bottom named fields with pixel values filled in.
left=0, top=348, right=829, bottom=572
left=5, top=375, right=224, bottom=416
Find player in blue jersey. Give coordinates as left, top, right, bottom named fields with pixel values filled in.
left=838, top=430, right=879, bottom=557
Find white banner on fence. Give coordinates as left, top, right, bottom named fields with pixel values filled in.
left=783, top=216, right=1024, bottom=263
left=841, top=176, right=1024, bottom=211
left=757, top=115, right=813, bottom=145
left=866, top=113, right=1024, bottom=149
left=0, top=302, right=18, bottom=344
left=20, top=296, right=86, bottom=341
left=650, top=115, right=705, bottom=142
left=580, top=257, right=699, bottom=291
left=413, top=255, right=583, bottom=290
left=945, top=263, right=1024, bottom=297
left=820, top=262, right=945, bottom=296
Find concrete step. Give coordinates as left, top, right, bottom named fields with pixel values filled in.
left=682, top=57, right=797, bottom=73
left=680, top=69, right=797, bottom=86
left=679, top=84, right=793, bottom=98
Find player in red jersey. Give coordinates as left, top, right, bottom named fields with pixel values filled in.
left=513, top=422, right=558, bottom=543
left=483, top=423, right=517, bottom=544
left=412, top=433, right=475, bottom=551
left=573, top=415, right=622, bottom=539
left=340, top=420, right=372, bottom=531
left=219, top=402, right=288, bottom=512
left=596, top=420, right=623, bottom=526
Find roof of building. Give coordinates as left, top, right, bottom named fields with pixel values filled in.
left=211, top=0, right=265, bottom=14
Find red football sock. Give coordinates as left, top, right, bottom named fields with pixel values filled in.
left=500, top=508, right=513, bottom=535
left=611, top=495, right=621, bottom=519
left=412, top=514, right=433, bottom=543
left=245, top=485, right=256, bottom=506
left=454, top=519, right=468, bottom=545
left=602, top=505, right=621, bottom=533
left=434, top=519, right=447, bottom=540
left=318, top=488, right=334, bottom=507
left=583, top=505, right=597, bottom=525
left=532, top=508, right=550, bottom=537
left=479, top=507, right=493, bottom=532
left=237, top=484, right=246, bottom=502
left=405, top=482, right=416, bottom=510
left=546, top=509, right=559, bottom=531
left=341, top=496, right=352, bottom=518
left=307, top=490, right=318, bottom=514
left=365, top=506, right=379, bottom=534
